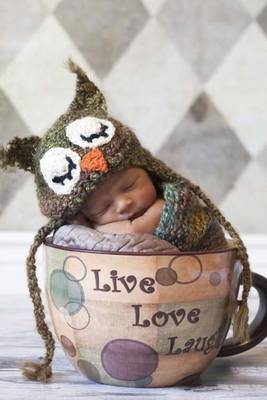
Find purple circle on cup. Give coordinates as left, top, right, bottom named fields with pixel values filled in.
left=209, top=271, right=222, bottom=286
left=101, top=339, right=158, bottom=381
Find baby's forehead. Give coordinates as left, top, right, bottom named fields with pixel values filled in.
left=87, top=167, right=146, bottom=199
left=87, top=168, right=134, bottom=198
left=101, top=168, right=132, bottom=187
left=102, top=167, right=142, bottom=186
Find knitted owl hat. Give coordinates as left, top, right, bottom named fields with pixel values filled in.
left=0, top=60, right=251, bottom=382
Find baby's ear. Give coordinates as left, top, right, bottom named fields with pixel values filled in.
left=0, top=135, right=41, bottom=174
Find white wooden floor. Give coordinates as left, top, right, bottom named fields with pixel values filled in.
left=0, top=293, right=266, bottom=400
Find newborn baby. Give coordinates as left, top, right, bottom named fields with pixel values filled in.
left=67, top=166, right=228, bottom=251
left=68, top=167, right=164, bottom=233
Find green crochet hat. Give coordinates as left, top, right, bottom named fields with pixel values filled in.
left=0, top=60, right=251, bottom=382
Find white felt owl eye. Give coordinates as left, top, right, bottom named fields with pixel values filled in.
left=40, top=147, right=81, bottom=195
left=66, top=116, right=115, bottom=149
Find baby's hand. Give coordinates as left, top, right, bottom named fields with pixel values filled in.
left=131, top=198, right=165, bottom=233
left=95, top=199, right=165, bottom=234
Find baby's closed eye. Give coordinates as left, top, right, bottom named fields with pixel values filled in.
left=123, top=183, right=135, bottom=192
left=122, top=178, right=138, bottom=192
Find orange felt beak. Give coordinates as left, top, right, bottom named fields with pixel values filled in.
left=80, top=148, right=108, bottom=173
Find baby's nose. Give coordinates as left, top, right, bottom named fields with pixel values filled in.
left=116, top=196, right=133, bottom=214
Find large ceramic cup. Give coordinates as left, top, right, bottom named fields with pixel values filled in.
left=44, top=239, right=267, bottom=387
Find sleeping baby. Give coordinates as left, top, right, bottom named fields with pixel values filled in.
left=61, top=165, right=228, bottom=252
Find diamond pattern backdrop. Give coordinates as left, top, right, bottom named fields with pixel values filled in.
left=0, top=0, right=267, bottom=232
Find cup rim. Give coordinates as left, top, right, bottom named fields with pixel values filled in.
left=44, top=236, right=238, bottom=257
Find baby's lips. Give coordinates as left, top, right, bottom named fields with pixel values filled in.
left=80, top=148, right=109, bottom=173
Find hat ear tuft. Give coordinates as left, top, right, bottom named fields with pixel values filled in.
left=66, top=58, right=108, bottom=118
left=0, top=135, right=41, bottom=174
left=66, top=58, right=88, bottom=81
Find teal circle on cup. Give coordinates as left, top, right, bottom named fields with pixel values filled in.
left=50, top=269, right=84, bottom=315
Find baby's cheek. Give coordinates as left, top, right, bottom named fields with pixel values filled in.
left=100, top=210, right=122, bottom=225
left=93, top=212, right=111, bottom=225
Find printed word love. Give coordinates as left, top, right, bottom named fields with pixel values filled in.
left=132, top=304, right=201, bottom=328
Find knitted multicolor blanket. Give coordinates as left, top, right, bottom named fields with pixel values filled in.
left=155, top=183, right=228, bottom=251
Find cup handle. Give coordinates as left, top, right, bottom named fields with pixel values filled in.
left=218, top=272, right=267, bottom=357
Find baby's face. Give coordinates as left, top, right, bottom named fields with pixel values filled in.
left=81, top=167, right=157, bottom=225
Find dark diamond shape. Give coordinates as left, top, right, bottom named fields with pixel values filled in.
left=0, top=88, right=31, bottom=214
left=157, top=0, right=250, bottom=81
left=257, top=4, right=267, bottom=35
left=55, top=0, right=149, bottom=78
left=157, top=93, right=251, bottom=203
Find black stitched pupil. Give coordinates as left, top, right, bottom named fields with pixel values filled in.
left=80, top=123, right=109, bottom=143
left=52, top=156, right=77, bottom=186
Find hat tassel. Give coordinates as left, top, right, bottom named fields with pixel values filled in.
left=232, top=300, right=249, bottom=343
left=22, top=218, right=64, bottom=382
left=22, top=361, right=52, bottom=382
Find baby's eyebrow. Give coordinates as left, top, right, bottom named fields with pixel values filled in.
left=122, top=172, right=138, bottom=183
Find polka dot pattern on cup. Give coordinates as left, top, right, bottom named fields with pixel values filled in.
left=50, top=269, right=84, bottom=316
left=63, top=256, right=87, bottom=281
left=101, top=339, right=158, bottom=381
left=209, top=271, right=222, bottom=286
left=63, top=302, right=90, bottom=330
left=155, top=267, right=177, bottom=286
left=155, top=255, right=203, bottom=286
left=77, top=359, right=101, bottom=383
left=60, top=335, right=76, bottom=357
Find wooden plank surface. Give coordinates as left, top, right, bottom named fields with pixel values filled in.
left=0, top=294, right=266, bottom=400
